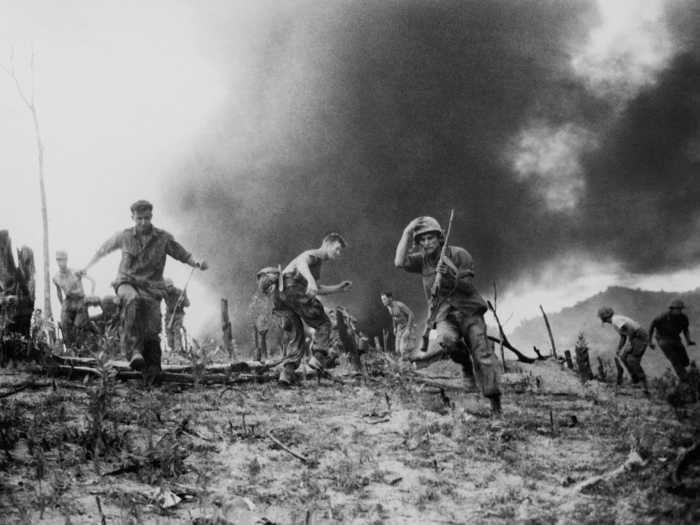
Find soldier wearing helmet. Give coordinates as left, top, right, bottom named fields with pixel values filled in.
left=597, top=306, right=649, bottom=391
left=648, top=298, right=696, bottom=381
left=394, top=216, right=502, bottom=414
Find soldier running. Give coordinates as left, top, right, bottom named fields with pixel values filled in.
left=275, top=233, right=352, bottom=385
left=394, top=216, right=502, bottom=414
left=53, top=250, right=95, bottom=347
left=649, top=299, right=696, bottom=381
left=164, top=278, right=190, bottom=354
left=380, top=291, right=416, bottom=356
left=597, top=306, right=649, bottom=392
left=79, top=200, right=207, bottom=375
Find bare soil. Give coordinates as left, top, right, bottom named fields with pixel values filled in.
left=1, top=358, right=699, bottom=524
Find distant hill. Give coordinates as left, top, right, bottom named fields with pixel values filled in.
left=507, top=286, right=700, bottom=378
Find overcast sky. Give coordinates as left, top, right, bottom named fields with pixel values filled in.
left=1, top=0, right=698, bottom=340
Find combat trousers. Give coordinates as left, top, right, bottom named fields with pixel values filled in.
left=658, top=337, right=690, bottom=381
left=166, top=312, right=185, bottom=353
left=277, top=282, right=331, bottom=372
left=117, top=284, right=162, bottom=372
left=394, top=324, right=416, bottom=356
left=618, top=329, right=648, bottom=384
left=429, top=309, right=501, bottom=398
left=60, top=296, right=89, bottom=347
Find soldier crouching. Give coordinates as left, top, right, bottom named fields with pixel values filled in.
left=395, top=216, right=502, bottom=414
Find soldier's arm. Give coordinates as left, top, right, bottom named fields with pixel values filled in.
left=683, top=316, right=695, bottom=345
left=648, top=318, right=657, bottom=348
left=166, top=236, right=207, bottom=270
left=439, top=249, right=475, bottom=293
left=54, top=283, right=64, bottom=305
left=82, top=232, right=122, bottom=273
left=317, top=282, right=352, bottom=295
left=617, top=334, right=627, bottom=352
left=394, top=218, right=423, bottom=269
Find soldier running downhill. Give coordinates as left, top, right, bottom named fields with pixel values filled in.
left=597, top=306, right=649, bottom=392
left=275, top=233, right=352, bottom=385
left=53, top=250, right=95, bottom=347
left=79, top=200, right=207, bottom=375
left=394, top=216, right=502, bottom=414
left=649, top=299, right=696, bottom=381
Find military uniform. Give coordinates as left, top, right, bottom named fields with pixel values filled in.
left=164, top=285, right=189, bottom=353
left=649, top=311, right=692, bottom=380
left=610, top=314, right=648, bottom=384
left=53, top=268, right=89, bottom=346
left=92, top=226, right=193, bottom=372
left=384, top=299, right=416, bottom=356
left=403, top=245, right=500, bottom=398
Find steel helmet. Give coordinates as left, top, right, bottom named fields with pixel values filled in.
left=412, top=216, right=443, bottom=242
left=256, top=266, right=280, bottom=279
left=669, top=298, right=685, bottom=310
left=597, top=306, right=614, bottom=320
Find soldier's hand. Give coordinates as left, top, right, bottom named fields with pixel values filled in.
left=404, top=217, right=423, bottom=234
left=306, top=283, right=318, bottom=297
left=195, top=260, right=208, bottom=270
left=339, top=280, right=353, bottom=291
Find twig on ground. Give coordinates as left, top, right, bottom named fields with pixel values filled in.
left=267, top=431, right=309, bottom=463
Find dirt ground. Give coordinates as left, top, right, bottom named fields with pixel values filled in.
left=1, top=357, right=699, bottom=525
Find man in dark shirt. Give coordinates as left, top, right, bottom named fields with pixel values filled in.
left=80, top=200, right=207, bottom=374
left=275, top=233, right=352, bottom=385
left=648, top=299, right=696, bottom=381
left=394, top=216, right=501, bottom=414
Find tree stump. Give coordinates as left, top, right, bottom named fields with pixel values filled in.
left=574, top=333, right=593, bottom=381
left=337, top=307, right=362, bottom=372
left=564, top=350, right=574, bottom=370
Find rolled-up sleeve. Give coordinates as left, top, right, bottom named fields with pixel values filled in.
left=166, top=235, right=192, bottom=264
left=95, top=231, right=123, bottom=259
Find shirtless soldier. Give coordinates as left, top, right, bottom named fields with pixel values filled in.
left=395, top=216, right=502, bottom=414
left=275, top=233, right=352, bottom=385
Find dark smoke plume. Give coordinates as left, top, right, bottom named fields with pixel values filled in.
left=167, top=1, right=700, bottom=339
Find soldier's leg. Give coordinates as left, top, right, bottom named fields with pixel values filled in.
left=116, top=284, right=144, bottom=367
left=73, top=302, right=90, bottom=347
left=277, top=310, right=305, bottom=385
left=659, top=339, right=690, bottom=381
left=623, top=335, right=648, bottom=386
left=171, top=314, right=184, bottom=353
left=295, top=297, right=332, bottom=368
left=142, top=294, right=163, bottom=378
left=60, top=305, right=74, bottom=346
left=460, top=315, right=501, bottom=410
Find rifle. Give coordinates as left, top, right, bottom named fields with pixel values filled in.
left=419, top=209, right=455, bottom=352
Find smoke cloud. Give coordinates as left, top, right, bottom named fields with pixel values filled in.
left=166, top=0, right=700, bottom=339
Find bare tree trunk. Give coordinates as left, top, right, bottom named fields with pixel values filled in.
left=539, top=305, right=557, bottom=358
left=221, top=298, right=233, bottom=358
left=2, top=49, right=52, bottom=319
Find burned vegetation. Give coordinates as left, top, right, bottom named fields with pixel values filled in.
left=2, top=228, right=700, bottom=524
